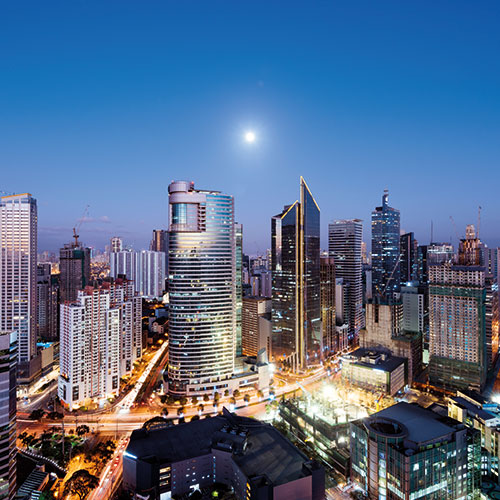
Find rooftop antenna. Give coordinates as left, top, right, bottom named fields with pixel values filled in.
left=430, top=220, right=434, bottom=244
left=477, top=206, right=482, bottom=239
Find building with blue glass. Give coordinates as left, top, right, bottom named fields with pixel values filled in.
left=371, top=190, right=401, bottom=303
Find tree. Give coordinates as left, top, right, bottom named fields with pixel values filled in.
left=76, top=425, right=90, bottom=437
left=161, top=407, right=169, bottom=417
left=203, top=394, right=210, bottom=402
left=191, top=396, right=198, bottom=405
left=177, top=407, right=185, bottom=417
left=233, top=389, right=240, bottom=398
left=229, top=397, right=236, bottom=406
left=179, top=396, right=188, bottom=406
left=213, top=392, right=220, bottom=402
left=198, top=404, right=204, bottom=414
left=63, top=469, right=99, bottom=500
left=224, top=389, right=230, bottom=397
left=257, top=390, right=264, bottom=399
left=243, top=394, right=250, bottom=404
left=29, top=409, right=46, bottom=421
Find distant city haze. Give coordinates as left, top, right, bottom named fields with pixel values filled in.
left=1, top=2, right=499, bottom=252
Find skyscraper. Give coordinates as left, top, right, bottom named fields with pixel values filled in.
left=150, top=229, right=168, bottom=253
left=371, top=190, right=400, bottom=302
left=271, top=177, right=321, bottom=370
left=166, top=180, right=235, bottom=395
left=328, top=219, right=363, bottom=345
left=0, top=331, right=17, bottom=500
left=320, top=257, right=336, bottom=355
left=235, top=223, right=243, bottom=356
left=458, top=224, right=483, bottom=266
left=36, top=263, right=59, bottom=341
left=59, top=239, right=91, bottom=303
left=400, top=232, right=418, bottom=284
left=110, top=236, right=123, bottom=253
left=428, top=263, right=487, bottom=391
left=0, top=193, right=37, bottom=367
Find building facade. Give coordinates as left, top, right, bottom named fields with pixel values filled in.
left=0, top=193, right=37, bottom=367
left=235, top=223, right=243, bottom=356
left=429, top=263, right=487, bottom=391
left=166, top=180, right=236, bottom=396
left=320, top=257, right=336, bottom=355
left=328, top=219, right=363, bottom=345
left=400, top=232, right=418, bottom=284
left=242, top=296, right=272, bottom=357
left=371, top=190, right=400, bottom=303
left=59, top=241, right=91, bottom=303
left=0, top=332, right=17, bottom=500
left=36, top=263, right=59, bottom=341
left=350, top=402, right=481, bottom=500
left=271, top=177, right=321, bottom=370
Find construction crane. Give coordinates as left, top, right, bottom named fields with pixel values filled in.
left=73, top=205, right=90, bottom=246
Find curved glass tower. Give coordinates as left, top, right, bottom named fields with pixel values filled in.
left=167, top=181, right=235, bottom=395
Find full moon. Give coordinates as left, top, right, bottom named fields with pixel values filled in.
left=244, top=130, right=256, bottom=143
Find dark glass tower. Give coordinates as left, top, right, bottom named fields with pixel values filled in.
left=271, top=177, right=321, bottom=370
left=371, top=190, right=400, bottom=303
left=59, top=241, right=91, bottom=303
left=400, top=232, right=418, bottom=284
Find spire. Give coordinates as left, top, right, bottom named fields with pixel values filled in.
left=382, top=189, right=389, bottom=208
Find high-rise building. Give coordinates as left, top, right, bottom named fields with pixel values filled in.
left=242, top=296, right=272, bottom=357
left=58, top=280, right=141, bottom=410
left=110, top=249, right=166, bottom=298
left=110, top=236, right=123, bottom=253
left=350, top=402, right=481, bottom=500
left=484, top=247, right=499, bottom=280
left=485, top=275, right=499, bottom=369
left=0, top=331, right=17, bottom=500
left=271, top=177, right=321, bottom=370
left=400, top=232, right=418, bottom=284
left=429, top=263, right=487, bottom=391
left=150, top=229, right=168, bottom=253
left=320, top=257, right=336, bottom=355
left=166, top=180, right=235, bottom=395
left=458, top=224, right=484, bottom=266
left=0, top=193, right=37, bottom=366
left=59, top=240, right=91, bottom=303
left=328, top=219, right=363, bottom=345
left=235, top=223, right=243, bottom=356
left=371, top=190, right=400, bottom=302
left=36, top=263, right=59, bottom=341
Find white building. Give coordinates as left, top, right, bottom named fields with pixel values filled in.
left=0, top=193, right=37, bottom=366
left=110, top=249, right=166, bottom=299
left=58, top=281, right=142, bottom=410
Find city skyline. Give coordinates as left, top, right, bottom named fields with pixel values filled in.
left=2, top=2, right=499, bottom=253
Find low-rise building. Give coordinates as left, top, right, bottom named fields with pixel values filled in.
left=123, top=409, right=325, bottom=500
left=341, top=348, right=406, bottom=396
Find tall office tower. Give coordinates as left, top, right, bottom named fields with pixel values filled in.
left=235, top=223, right=243, bottom=356
left=484, top=247, right=499, bottom=279
left=242, top=297, right=272, bottom=357
left=328, top=219, right=363, bottom=345
left=110, top=249, right=166, bottom=299
left=271, top=177, right=321, bottom=370
left=110, top=236, right=123, bottom=253
left=58, top=281, right=141, bottom=410
left=150, top=229, right=168, bottom=252
left=59, top=240, right=91, bottom=303
left=429, top=263, right=487, bottom=391
left=166, top=180, right=235, bottom=395
left=485, top=275, right=499, bottom=369
left=400, top=232, right=418, bottom=284
left=320, top=257, right=336, bottom=356
left=36, top=263, right=59, bottom=341
left=458, top=224, right=484, bottom=266
left=0, top=194, right=37, bottom=366
left=371, top=190, right=400, bottom=302
left=361, top=241, right=369, bottom=264
left=400, top=284, right=424, bottom=334
left=0, top=332, right=16, bottom=500
left=350, top=402, right=481, bottom=500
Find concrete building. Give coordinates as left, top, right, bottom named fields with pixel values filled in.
left=110, top=249, right=166, bottom=299
left=320, top=257, right=336, bottom=355
left=350, top=402, right=481, bottom=500
left=235, top=223, right=243, bottom=356
left=110, top=236, right=122, bottom=253
left=0, top=194, right=37, bottom=380
left=429, top=263, right=487, bottom=391
left=400, top=283, right=425, bottom=334
left=59, top=240, right=91, bottom=303
left=341, top=348, right=406, bottom=395
left=272, top=177, right=321, bottom=370
left=123, top=409, right=325, bottom=500
left=58, top=280, right=141, bottom=410
left=328, top=219, right=363, bottom=345
left=36, top=263, right=59, bottom=341
left=360, top=302, right=422, bottom=383
left=0, top=332, right=17, bottom=500
left=242, top=297, right=271, bottom=358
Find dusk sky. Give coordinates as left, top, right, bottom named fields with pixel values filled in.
left=1, top=1, right=499, bottom=254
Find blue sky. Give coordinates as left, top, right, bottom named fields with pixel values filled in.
left=1, top=1, right=499, bottom=253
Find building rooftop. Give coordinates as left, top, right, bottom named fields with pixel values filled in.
left=343, top=348, right=405, bottom=373
left=126, top=410, right=312, bottom=486
left=370, top=402, right=464, bottom=446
